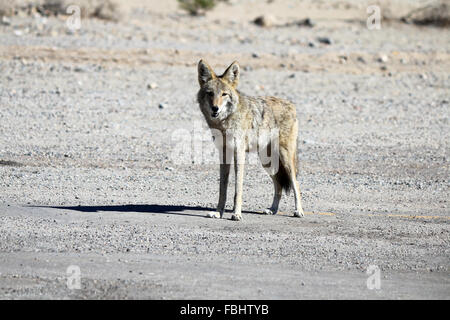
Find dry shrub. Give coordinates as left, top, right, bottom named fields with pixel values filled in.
left=178, top=0, right=217, bottom=16
left=402, top=1, right=450, bottom=27
left=0, top=0, right=125, bottom=21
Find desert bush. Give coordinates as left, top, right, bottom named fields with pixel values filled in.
left=178, top=0, right=218, bottom=16
left=402, top=1, right=450, bottom=27
left=0, top=0, right=124, bottom=21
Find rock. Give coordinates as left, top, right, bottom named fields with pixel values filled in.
left=296, top=18, right=314, bottom=27
left=147, top=82, right=158, bottom=90
left=357, top=56, right=366, bottom=63
left=377, top=54, right=389, bottom=63
left=338, top=55, right=348, bottom=64
left=158, top=103, right=167, bottom=109
left=253, top=15, right=276, bottom=28
left=317, top=37, right=332, bottom=45
left=1, top=16, right=11, bottom=25
left=251, top=52, right=260, bottom=58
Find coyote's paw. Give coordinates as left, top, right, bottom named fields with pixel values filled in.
left=206, top=212, right=220, bottom=219
left=231, top=214, right=242, bottom=221
left=294, top=210, right=305, bottom=218
left=263, top=208, right=277, bottom=215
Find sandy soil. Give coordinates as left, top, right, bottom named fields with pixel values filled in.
left=0, top=0, right=449, bottom=299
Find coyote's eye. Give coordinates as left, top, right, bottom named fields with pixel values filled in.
left=222, top=92, right=229, bottom=97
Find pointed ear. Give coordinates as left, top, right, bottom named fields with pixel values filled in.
left=221, top=61, right=240, bottom=87
left=198, top=59, right=215, bottom=87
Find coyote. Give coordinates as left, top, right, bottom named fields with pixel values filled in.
left=197, top=60, right=305, bottom=221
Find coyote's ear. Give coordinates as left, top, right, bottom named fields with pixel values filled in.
left=221, top=61, right=240, bottom=87
left=198, top=59, right=215, bottom=87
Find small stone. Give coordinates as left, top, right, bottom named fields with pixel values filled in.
left=251, top=52, right=260, bottom=58
left=1, top=16, right=11, bottom=26
left=357, top=56, right=366, bottom=63
left=147, top=82, right=158, bottom=89
left=296, top=18, right=314, bottom=27
left=158, top=103, right=167, bottom=109
left=317, top=37, right=331, bottom=45
left=338, top=55, right=347, bottom=64
left=378, top=54, right=389, bottom=63
left=253, top=15, right=276, bottom=27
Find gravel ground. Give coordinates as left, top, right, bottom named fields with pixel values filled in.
left=0, top=0, right=449, bottom=299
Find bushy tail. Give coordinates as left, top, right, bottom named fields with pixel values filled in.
left=275, top=143, right=299, bottom=194
left=275, top=161, right=292, bottom=193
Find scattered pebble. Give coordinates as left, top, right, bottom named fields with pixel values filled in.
left=377, top=54, right=389, bottom=63
left=147, top=82, right=158, bottom=90
left=317, top=37, right=332, bottom=45
left=1, top=16, right=11, bottom=26
left=253, top=15, right=276, bottom=27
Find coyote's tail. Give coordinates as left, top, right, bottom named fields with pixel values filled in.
left=275, top=143, right=299, bottom=194
left=275, top=161, right=292, bottom=193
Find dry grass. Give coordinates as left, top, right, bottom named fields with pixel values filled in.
left=0, top=0, right=125, bottom=21
left=402, top=1, right=450, bottom=27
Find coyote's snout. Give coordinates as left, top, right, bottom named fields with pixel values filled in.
left=197, top=59, right=305, bottom=221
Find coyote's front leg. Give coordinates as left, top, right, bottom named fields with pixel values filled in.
left=231, top=140, right=245, bottom=221
left=207, top=144, right=231, bottom=219
left=217, top=163, right=231, bottom=218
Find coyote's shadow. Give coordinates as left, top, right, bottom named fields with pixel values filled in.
left=37, top=204, right=261, bottom=218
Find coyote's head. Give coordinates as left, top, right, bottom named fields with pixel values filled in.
left=197, top=60, right=240, bottom=122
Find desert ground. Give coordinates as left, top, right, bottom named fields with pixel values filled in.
left=0, top=0, right=449, bottom=299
